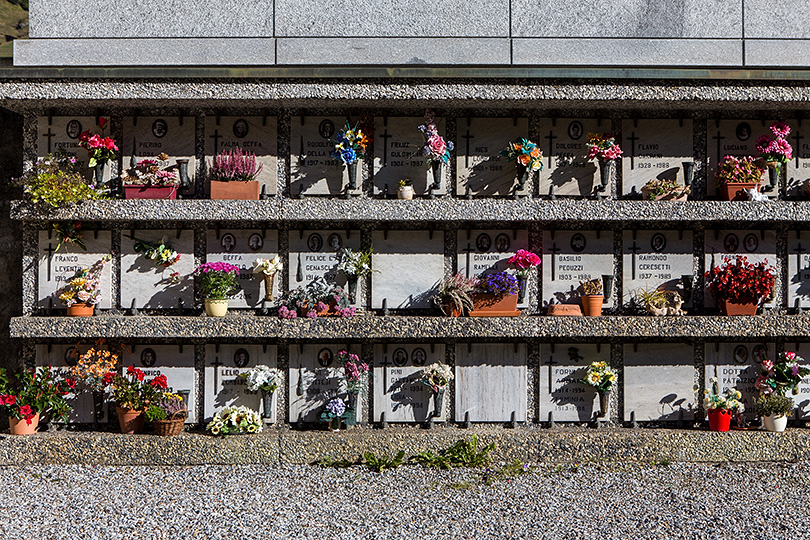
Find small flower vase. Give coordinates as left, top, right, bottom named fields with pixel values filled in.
left=92, top=390, right=106, bottom=428
left=516, top=164, right=530, bottom=191
left=430, top=161, right=443, bottom=191
left=707, top=408, right=732, bottom=432
left=263, top=273, right=275, bottom=302
left=597, top=390, right=610, bottom=418
left=347, top=161, right=358, bottom=190
left=261, top=389, right=274, bottom=420
left=94, top=162, right=106, bottom=186
left=516, top=275, right=527, bottom=303
left=346, top=390, right=359, bottom=412
left=432, top=389, right=445, bottom=419
left=596, top=159, right=613, bottom=196
left=346, top=276, right=359, bottom=304
left=398, top=185, right=414, bottom=199
left=766, top=162, right=780, bottom=191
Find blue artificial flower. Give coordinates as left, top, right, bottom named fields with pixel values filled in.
left=326, top=398, right=346, bottom=416
left=446, top=141, right=454, bottom=152
left=341, top=147, right=357, bottom=164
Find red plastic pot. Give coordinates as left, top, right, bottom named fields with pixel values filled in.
left=707, top=408, right=732, bottom=432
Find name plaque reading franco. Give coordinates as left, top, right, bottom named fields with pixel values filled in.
left=786, top=122, right=810, bottom=197
left=123, top=345, right=197, bottom=423
left=38, top=230, right=113, bottom=310
left=455, top=343, right=527, bottom=423
left=372, top=344, right=445, bottom=422
left=120, top=229, right=194, bottom=310
left=291, top=116, right=359, bottom=196
left=622, top=230, right=694, bottom=306
left=537, top=118, right=600, bottom=197
left=707, top=119, right=779, bottom=198
left=621, top=119, right=693, bottom=197
left=289, top=230, right=360, bottom=299
left=289, top=344, right=359, bottom=423
left=36, top=344, right=105, bottom=424
left=123, top=117, right=195, bottom=178
left=455, top=118, right=529, bottom=197
left=373, top=116, right=447, bottom=196
left=705, top=230, right=776, bottom=309
left=205, top=116, right=278, bottom=195
left=37, top=116, right=108, bottom=181
left=457, top=229, right=529, bottom=307
left=206, top=229, right=280, bottom=308
left=372, top=230, right=444, bottom=309
left=788, top=231, right=810, bottom=309
left=204, top=344, right=278, bottom=423
left=539, top=343, right=607, bottom=422
left=623, top=343, right=696, bottom=422
left=542, top=230, right=613, bottom=307
left=705, top=342, right=774, bottom=421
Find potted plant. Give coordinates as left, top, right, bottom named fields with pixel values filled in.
left=121, top=153, right=181, bottom=199
left=70, top=343, right=119, bottom=426
left=586, top=133, right=622, bottom=197
left=635, top=287, right=685, bottom=316
left=319, top=398, right=346, bottom=432
left=14, top=154, right=108, bottom=208
left=278, top=277, right=356, bottom=319
left=715, top=155, right=764, bottom=201
left=0, top=367, right=73, bottom=435
left=106, top=366, right=167, bottom=434
left=195, top=262, right=241, bottom=317
left=337, top=247, right=375, bottom=304
left=208, top=148, right=263, bottom=200
left=578, top=278, right=604, bottom=317
left=705, top=255, right=775, bottom=316
left=431, top=272, right=475, bottom=317
left=239, top=365, right=282, bottom=420
left=146, top=392, right=187, bottom=436
left=508, top=249, right=541, bottom=303
left=703, top=377, right=744, bottom=432
left=640, top=179, right=690, bottom=201
left=500, top=138, right=543, bottom=191
left=56, top=255, right=112, bottom=316
left=398, top=178, right=414, bottom=200
left=330, top=122, right=368, bottom=191
left=206, top=405, right=262, bottom=436
left=252, top=256, right=283, bottom=302
left=755, top=121, right=792, bottom=192
left=339, top=350, right=369, bottom=426
left=754, top=393, right=794, bottom=433
left=754, top=351, right=810, bottom=426
left=78, top=120, right=118, bottom=185
left=469, top=271, right=520, bottom=317
left=417, top=110, right=453, bottom=192
left=420, top=362, right=453, bottom=419
left=581, top=361, right=617, bottom=418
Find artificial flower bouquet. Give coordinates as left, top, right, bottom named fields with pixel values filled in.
left=420, top=362, right=454, bottom=394
left=70, top=343, right=119, bottom=392
left=240, top=365, right=282, bottom=394
left=756, top=122, right=793, bottom=167
left=508, top=250, right=541, bottom=278
left=331, top=122, right=368, bottom=166
left=252, top=256, right=283, bottom=277
left=581, top=361, right=617, bottom=393
left=586, top=133, right=623, bottom=162
left=501, top=138, right=542, bottom=190
left=338, top=350, right=369, bottom=393
left=133, top=236, right=181, bottom=268
left=703, top=378, right=744, bottom=411
left=278, top=277, right=356, bottom=319
left=417, top=111, right=454, bottom=166
left=207, top=405, right=262, bottom=436
left=122, top=153, right=180, bottom=186
left=755, top=351, right=810, bottom=396
left=56, top=255, right=111, bottom=308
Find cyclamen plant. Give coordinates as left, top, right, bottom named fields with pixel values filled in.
left=122, top=153, right=179, bottom=186
left=338, top=350, right=369, bottom=393
left=209, top=148, right=263, bottom=182
left=508, top=249, right=541, bottom=277
left=586, top=133, right=623, bottom=161
left=715, top=155, right=764, bottom=185
left=330, top=122, right=368, bottom=165
left=56, top=255, right=112, bottom=307
left=240, top=365, right=282, bottom=393
left=420, top=363, right=454, bottom=394
left=416, top=110, right=454, bottom=165
left=705, top=255, right=775, bottom=303
left=0, top=366, right=74, bottom=425
left=78, top=119, right=117, bottom=168
left=194, top=262, right=240, bottom=300
left=756, top=122, right=793, bottom=165
left=476, top=272, right=519, bottom=297
left=755, top=351, right=810, bottom=396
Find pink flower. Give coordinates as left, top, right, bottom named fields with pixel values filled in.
left=771, top=121, right=791, bottom=138
left=305, top=310, right=317, bottom=318
left=509, top=249, right=541, bottom=270
left=761, top=359, right=774, bottom=372
left=755, top=135, right=772, bottom=154
left=755, top=374, right=766, bottom=389
left=428, top=135, right=447, bottom=156
left=786, top=351, right=797, bottom=360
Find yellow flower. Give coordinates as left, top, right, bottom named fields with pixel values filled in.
left=587, top=372, right=601, bottom=385
left=607, top=373, right=616, bottom=382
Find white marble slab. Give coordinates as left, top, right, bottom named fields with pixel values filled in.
left=455, top=343, right=527, bottom=422
left=623, top=343, right=696, bottom=421
left=621, top=119, right=693, bottom=197
left=542, top=230, right=613, bottom=307
left=788, top=231, right=810, bottom=309
left=120, top=229, right=194, bottom=310
left=37, top=115, right=106, bottom=181
left=457, top=229, right=529, bottom=307
left=371, top=230, right=445, bottom=309
left=787, top=343, right=810, bottom=419
left=372, top=344, right=445, bottom=422
left=204, top=116, right=278, bottom=195
left=785, top=121, right=810, bottom=197
left=373, top=116, right=447, bottom=196
left=38, top=230, right=112, bottom=310
left=290, top=116, right=357, bottom=195
left=36, top=343, right=105, bottom=424
left=455, top=118, right=529, bottom=197
left=539, top=343, right=608, bottom=422
left=122, top=344, right=197, bottom=423
left=206, top=229, right=279, bottom=308
left=622, top=230, right=694, bottom=307
left=704, top=229, right=776, bottom=308
left=289, top=229, right=361, bottom=303
left=289, top=344, right=360, bottom=422
left=122, top=116, right=195, bottom=180
left=204, top=344, right=278, bottom=422
left=537, top=118, right=601, bottom=197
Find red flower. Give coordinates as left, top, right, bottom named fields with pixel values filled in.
left=136, top=370, right=144, bottom=382
left=149, top=375, right=168, bottom=389
left=19, top=404, right=33, bottom=418
left=102, top=372, right=115, bottom=385
left=98, top=117, right=108, bottom=129
left=65, top=378, right=76, bottom=390
left=3, top=394, right=16, bottom=406
left=78, top=130, right=91, bottom=143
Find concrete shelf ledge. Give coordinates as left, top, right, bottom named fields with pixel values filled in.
left=9, top=314, right=810, bottom=340
left=11, top=199, right=810, bottom=224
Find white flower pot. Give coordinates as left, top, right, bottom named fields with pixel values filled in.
left=763, top=414, right=788, bottom=432
left=398, top=186, right=414, bottom=200
left=204, top=298, right=229, bottom=317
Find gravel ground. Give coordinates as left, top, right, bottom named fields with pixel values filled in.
left=0, top=461, right=809, bottom=539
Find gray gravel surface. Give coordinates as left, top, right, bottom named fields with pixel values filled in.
left=1, top=462, right=809, bottom=539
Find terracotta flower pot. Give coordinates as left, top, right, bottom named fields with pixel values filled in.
left=210, top=180, right=260, bottom=200
left=116, top=406, right=145, bottom=434
left=718, top=298, right=758, bottom=316
left=204, top=298, right=229, bottom=317
left=124, top=185, right=178, bottom=200
left=442, top=301, right=463, bottom=317
left=9, top=413, right=40, bottom=435
left=707, top=408, right=732, bottom=432
left=67, top=302, right=95, bottom=317
left=581, top=294, right=604, bottom=317
left=469, top=293, right=519, bottom=317
left=718, top=182, right=760, bottom=201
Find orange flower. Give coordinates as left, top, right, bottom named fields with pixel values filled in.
left=530, top=148, right=541, bottom=158
left=518, top=154, right=531, bottom=166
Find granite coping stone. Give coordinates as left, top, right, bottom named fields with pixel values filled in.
left=11, top=199, right=810, bottom=223
left=0, top=426, right=807, bottom=465
left=9, top=314, right=810, bottom=340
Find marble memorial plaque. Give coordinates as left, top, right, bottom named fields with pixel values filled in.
left=623, top=343, right=696, bottom=421
left=455, top=343, right=527, bottom=422
left=787, top=343, right=810, bottom=419
left=204, top=344, right=278, bottom=422
left=539, top=343, right=608, bottom=422
left=290, top=116, right=357, bottom=196
left=289, top=344, right=360, bottom=423
left=537, top=118, right=600, bottom=197
left=789, top=231, right=810, bottom=309
left=38, top=230, right=113, bottom=310
left=705, top=342, right=774, bottom=420
left=622, top=230, right=694, bottom=307
left=457, top=229, right=529, bottom=307
left=455, top=118, right=529, bottom=197
left=786, top=121, right=810, bottom=197
left=372, top=344, right=445, bottom=422
left=123, top=116, right=195, bottom=184
left=705, top=230, right=776, bottom=308
left=122, top=344, right=197, bottom=423
left=206, top=229, right=280, bottom=308
left=371, top=230, right=444, bottom=309
left=707, top=119, right=778, bottom=198
left=621, top=119, right=693, bottom=197
left=36, top=344, right=105, bottom=424
left=289, top=229, right=361, bottom=302
left=205, top=116, right=278, bottom=195
left=37, top=116, right=108, bottom=181
left=542, top=230, right=613, bottom=307
left=121, top=230, right=194, bottom=310
left=373, top=116, right=447, bottom=196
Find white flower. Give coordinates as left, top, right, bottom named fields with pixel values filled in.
left=253, top=256, right=283, bottom=276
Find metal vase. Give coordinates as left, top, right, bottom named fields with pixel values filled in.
left=94, top=162, right=106, bottom=186
left=598, top=159, right=612, bottom=187
left=430, top=161, right=443, bottom=191
left=92, top=390, right=105, bottom=427
left=176, top=158, right=190, bottom=190
left=347, top=389, right=359, bottom=412
left=767, top=163, right=780, bottom=191
left=261, top=389, right=274, bottom=420
left=347, top=161, right=358, bottom=190
left=517, top=275, right=527, bottom=303
left=347, top=276, right=359, bottom=304
left=516, top=164, right=530, bottom=191
left=597, top=390, right=610, bottom=418
left=263, top=273, right=275, bottom=301
left=432, top=389, right=445, bottom=418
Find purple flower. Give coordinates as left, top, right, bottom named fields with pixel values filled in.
left=326, top=398, right=345, bottom=416
left=793, top=365, right=800, bottom=377
left=306, top=310, right=317, bottom=318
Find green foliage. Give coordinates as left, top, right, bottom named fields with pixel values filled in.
left=145, top=405, right=167, bottom=422
left=480, top=460, right=533, bottom=486
left=15, top=154, right=107, bottom=208
left=411, top=435, right=495, bottom=469
left=363, top=450, right=406, bottom=473
left=312, top=456, right=355, bottom=468
left=754, top=393, right=794, bottom=417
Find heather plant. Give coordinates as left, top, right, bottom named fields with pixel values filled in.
left=431, top=272, right=475, bottom=315
left=209, top=148, right=263, bottom=182
left=145, top=392, right=186, bottom=422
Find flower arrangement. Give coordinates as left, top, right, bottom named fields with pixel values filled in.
left=578, top=278, right=603, bottom=296
left=500, top=138, right=543, bottom=173
left=145, top=392, right=186, bottom=422
left=508, top=250, right=541, bottom=277
left=338, top=350, right=369, bottom=393
left=209, top=148, right=263, bottom=182
left=586, top=133, right=623, bottom=161
left=78, top=120, right=118, bottom=168
left=56, top=255, right=111, bottom=307
left=703, top=378, right=744, bottom=411
left=323, top=398, right=345, bottom=418
left=705, top=255, right=775, bottom=304
left=756, top=122, right=793, bottom=166
left=207, top=405, right=262, bottom=436
left=641, top=179, right=691, bottom=200
left=278, top=278, right=356, bottom=319
left=754, top=393, right=795, bottom=418
left=420, top=363, right=454, bottom=394
left=133, top=236, right=181, bottom=268
left=755, top=351, right=810, bottom=396
left=416, top=110, right=454, bottom=165
left=476, top=271, right=519, bottom=297
left=15, top=154, right=108, bottom=208
left=714, top=155, right=764, bottom=185
left=122, top=153, right=180, bottom=186
left=337, top=247, right=375, bottom=278
left=195, top=262, right=240, bottom=300
left=581, top=361, right=617, bottom=393
left=70, top=343, right=119, bottom=391
left=239, top=365, right=282, bottom=393
left=252, top=256, right=283, bottom=276
left=331, top=122, right=368, bottom=165
left=53, top=222, right=86, bottom=252
left=431, top=272, right=475, bottom=316
left=399, top=178, right=412, bottom=188
left=106, top=365, right=167, bottom=410
left=0, top=367, right=74, bottom=425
